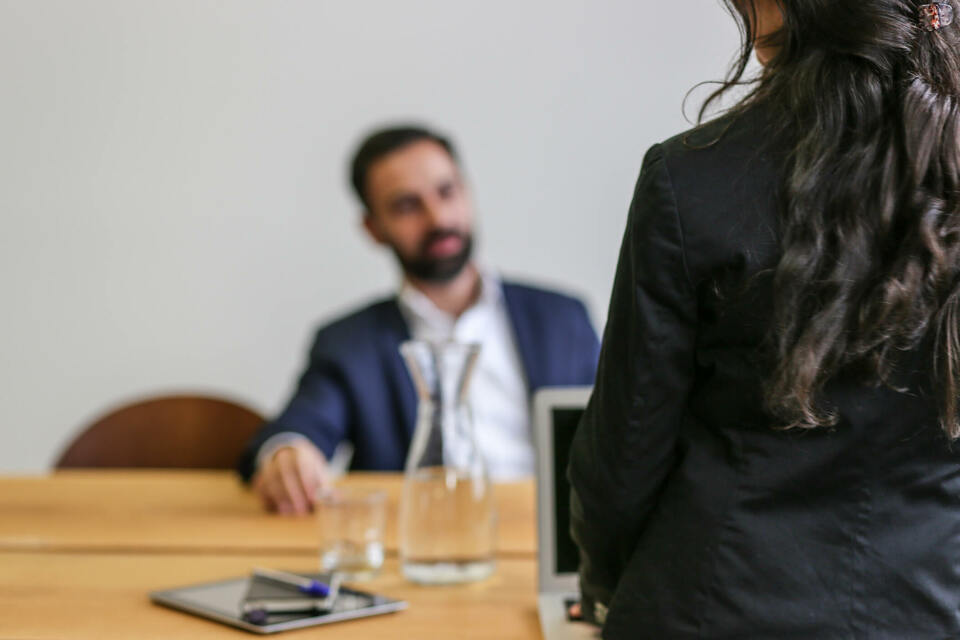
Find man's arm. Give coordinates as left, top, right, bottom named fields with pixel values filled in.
left=252, top=438, right=330, bottom=515
left=238, top=331, right=353, bottom=514
left=568, top=144, right=697, bottom=624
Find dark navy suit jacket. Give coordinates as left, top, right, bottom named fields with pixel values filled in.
left=238, top=281, right=600, bottom=481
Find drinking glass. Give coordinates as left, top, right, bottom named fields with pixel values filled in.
left=315, top=487, right=386, bottom=581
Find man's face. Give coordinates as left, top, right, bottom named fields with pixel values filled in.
left=362, top=140, right=474, bottom=283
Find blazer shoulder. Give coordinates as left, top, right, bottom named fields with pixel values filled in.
left=309, top=296, right=400, bottom=356
left=653, top=106, right=779, bottom=181
left=640, top=105, right=784, bottom=284
left=501, top=281, right=594, bottom=336
left=658, top=111, right=737, bottom=156
left=502, top=280, right=590, bottom=314
left=663, top=104, right=773, bottom=149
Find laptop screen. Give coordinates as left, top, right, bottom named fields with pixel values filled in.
left=551, top=407, right=584, bottom=575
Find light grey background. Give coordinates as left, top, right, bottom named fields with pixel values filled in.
left=1, top=1, right=743, bottom=471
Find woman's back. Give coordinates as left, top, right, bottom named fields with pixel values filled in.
left=570, top=2, right=960, bottom=637
left=584, top=106, right=960, bottom=638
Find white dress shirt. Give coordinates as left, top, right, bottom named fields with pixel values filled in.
left=257, top=270, right=534, bottom=480
left=396, top=270, right=533, bottom=481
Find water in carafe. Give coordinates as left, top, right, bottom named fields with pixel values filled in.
left=398, top=340, right=497, bottom=584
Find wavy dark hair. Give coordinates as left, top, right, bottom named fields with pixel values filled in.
left=706, top=0, right=960, bottom=437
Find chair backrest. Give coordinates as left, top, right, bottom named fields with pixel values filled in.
left=55, top=394, right=265, bottom=469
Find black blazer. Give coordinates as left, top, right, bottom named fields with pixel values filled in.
left=569, top=107, right=960, bottom=638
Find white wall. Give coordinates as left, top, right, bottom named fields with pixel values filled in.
left=0, top=1, right=741, bottom=472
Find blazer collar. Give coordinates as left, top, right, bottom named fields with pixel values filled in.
left=376, top=301, right=417, bottom=444
left=501, top=283, right=542, bottom=393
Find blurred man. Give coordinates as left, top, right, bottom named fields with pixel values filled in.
left=239, top=125, right=599, bottom=514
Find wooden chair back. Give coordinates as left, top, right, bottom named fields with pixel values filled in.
left=55, top=394, right=265, bottom=469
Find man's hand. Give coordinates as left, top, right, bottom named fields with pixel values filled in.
left=252, top=440, right=331, bottom=515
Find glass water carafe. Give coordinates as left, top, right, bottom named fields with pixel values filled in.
left=398, top=340, right=497, bottom=584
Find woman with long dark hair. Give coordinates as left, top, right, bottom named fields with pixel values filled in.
left=569, top=1, right=960, bottom=636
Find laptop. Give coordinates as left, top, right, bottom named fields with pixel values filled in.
left=533, top=386, right=600, bottom=640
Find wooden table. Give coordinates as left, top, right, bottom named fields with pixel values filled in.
left=0, top=471, right=536, bottom=556
left=0, top=471, right=550, bottom=638
left=0, top=551, right=542, bottom=639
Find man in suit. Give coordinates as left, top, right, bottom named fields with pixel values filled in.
left=239, top=125, right=599, bottom=514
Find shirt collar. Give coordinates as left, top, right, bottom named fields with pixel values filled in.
left=397, top=267, right=503, bottom=331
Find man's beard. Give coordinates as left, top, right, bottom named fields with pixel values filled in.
left=394, top=229, right=474, bottom=283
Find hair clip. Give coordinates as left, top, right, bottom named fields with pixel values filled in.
left=919, top=3, right=955, bottom=32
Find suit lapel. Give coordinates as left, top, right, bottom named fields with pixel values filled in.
left=376, top=300, right=418, bottom=446
left=501, top=283, right=542, bottom=393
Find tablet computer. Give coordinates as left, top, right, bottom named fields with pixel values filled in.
left=151, top=572, right=407, bottom=634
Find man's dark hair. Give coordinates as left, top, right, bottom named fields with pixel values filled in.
left=349, top=125, right=458, bottom=210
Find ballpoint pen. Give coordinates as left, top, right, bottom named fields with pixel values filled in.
left=242, top=572, right=344, bottom=624
left=327, top=441, right=355, bottom=480
left=252, top=567, right=330, bottom=596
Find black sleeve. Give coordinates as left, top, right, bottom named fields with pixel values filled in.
left=568, top=143, right=697, bottom=624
